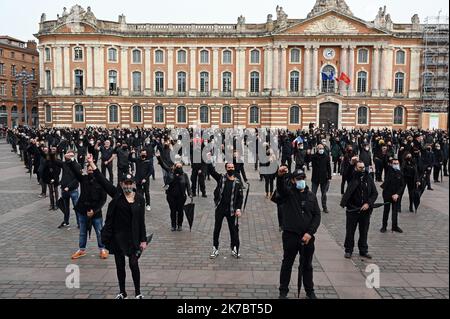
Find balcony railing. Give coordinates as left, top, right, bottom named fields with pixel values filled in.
left=74, top=88, right=84, bottom=96
left=109, top=88, right=120, bottom=96
left=199, top=91, right=211, bottom=97
left=154, top=91, right=166, bottom=97
left=288, top=91, right=302, bottom=97
left=130, top=90, right=143, bottom=96
left=176, top=91, right=187, bottom=97
left=247, top=91, right=261, bottom=97
left=220, top=91, right=233, bottom=97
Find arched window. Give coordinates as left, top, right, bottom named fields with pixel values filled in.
left=155, top=71, right=164, bottom=93
left=250, top=71, right=260, bottom=93
left=290, top=48, right=300, bottom=63
left=357, top=71, right=368, bottom=93
left=357, top=106, right=368, bottom=125
left=249, top=105, right=259, bottom=124
left=200, top=50, right=209, bottom=64
left=109, top=70, right=118, bottom=91
left=177, top=72, right=187, bottom=93
left=250, top=49, right=260, bottom=64
left=395, top=72, right=405, bottom=94
left=132, top=104, right=142, bottom=123
left=74, top=47, right=83, bottom=61
left=394, top=106, right=404, bottom=125
left=396, top=50, right=406, bottom=64
left=200, top=72, right=209, bottom=92
left=222, top=50, right=232, bottom=64
left=222, top=105, right=232, bottom=124
left=108, top=48, right=117, bottom=62
left=290, top=105, right=300, bottom=124
left=11, top=105, right=18, bottom=116
left=154, top=105, right=164, bottom=123
left=358, top=49, right=369, bottom=64
left=74, top=104, right=84, bottom=122
left=109, top=104, right=119, bottom=123
left=155, top=49, right=164, bottom=64
left=177, top=50, right=187, bottom=64
left=200, top=105, right=209, bottom=124
left=132, top=71, right=142, bottom=92
left=321, top=65, right=336, bottom=93
left=177, top=105, right=187, bottom=123
left=222, top=72, right=232, bottom=93
left=45, top=104, right=52, bottom=123
left=290, top=71, right=300, bottom=92
left=132, top=49, right=142, bottom=63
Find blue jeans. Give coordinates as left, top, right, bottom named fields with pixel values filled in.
left=79, top=214, right=105, bottom=250
left=62, top=189, right=79, bottom=225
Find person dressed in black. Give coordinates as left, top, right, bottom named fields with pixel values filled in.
left=422, top=144, right=435, bottom=190
left=156, top=153, right=192, bottom=231
left=276, top=167, right=321, bottom=299
left=129, top=149, right=152, bottom=211
left=380, top=158, right=405, bottom=233
left=96, top=139, right=115, bottom=183
left=340, top=161, right=378, bottom=259
left=115, top=142, right=131, bottom=183
left=42, top=149, right=61, bottom=210
left=401, top=153, right=421, bottom=213
left=433, top=143, right=443, bottom=183
left=89, top=158, right=147, bottom=299
left=209, top=162, right=244, bottom=259
left=307, top=144, right=332, bottom=214
left=232, top=151, right=248, bottom=185
left=442, top=137, right=449, bottom=177
left=260, top=146, right=278, bottom=198
left=190, top=143, right=207, bottom=198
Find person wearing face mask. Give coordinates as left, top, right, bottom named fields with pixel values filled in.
left=87, top=138, right=100, bottom=165
left=260, top=146, right=278, bottom=198
left=330, top=138, right=344, bottom=176
left=88, top=157, right=147, bottom=299
left=380, top=158, right=405, bottom=233
left=157, top=153, right=192, bottom=232
left=359, top=144, right=373, bottom=175
left=75, top=137, right=87, bottom=169
left=441, top=138, right=449, bottom=177
left=293, top=142, right=307, bottom=171
left=129, top=149, right=152, bottom=211
left=208, top=163, right=244, bottom=259
left=422, top=144, right=435, bottom=190
left=340, top=146, right=354, bottom=194
left=340, top=161, right=378, bottom=259
left=306, top=144, right=332, bottom=214
left=401, top=153, right=421, bottom=213
left=276, top=167, right=321, bottom=299
left=114, top=142, right=131, bottom=184
left=42, top=150, right=61, bottom=211
left=432, top=143, right=444, bottom=183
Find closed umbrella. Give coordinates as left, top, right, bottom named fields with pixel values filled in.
left=184, top=198, right=195, bottom=231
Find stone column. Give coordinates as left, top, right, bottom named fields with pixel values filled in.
left=380, top=45, right=394, bottom=96
left=85, top=46, right=94, bottom=95
left=272, top=46, right=280, bottom=96
left=38, top=46, right=45, bottom=92
left=303, top=45, right=311, bottom=96
left=212, top=48, right=219, bottom=96
left=121, top=47, right=129, bottom=96
left=54, top=46, right=63, bottom=92
left=166, top=47, right=174, bottom=96
left=371, top=45, right=380, bottom=96
left=340, top=45, right=348, bottom=95
left=63, top=45, right=70, bottom=90
left=189, top=47, right=196, bottom=96
left=311, top=45, right=319, bottom=95
left=280, top=45, right=287, bottom=96
left=144, top=47, right=152, bottom=96
left=264, top=46, right=273, bottom=93
left=348, top=45, right=356, bottom=96
left=409, top=48, right=421, bottom=98
left=236, top=48, right=246, bottom=97
left=94, top=45, right=105, bottom=93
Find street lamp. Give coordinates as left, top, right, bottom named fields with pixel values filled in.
left=16, top=70, right=34, bottom=127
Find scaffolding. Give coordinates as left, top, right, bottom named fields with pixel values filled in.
left=421, top=14, right=449, bottom=113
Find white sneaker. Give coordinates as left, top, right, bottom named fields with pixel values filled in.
left=210, top=247, right=219, bottom=259
left=146, top=205, right=151, bottom=211
left=333, top=173, right=336, bottom=176
left=135, top=294, right=144, bottom=299
left=115, top=293, right=127, bottom=299
left=231, top=246, right=241, bottom=259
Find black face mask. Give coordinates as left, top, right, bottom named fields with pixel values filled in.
left=122, top=146, right=127, bottom=150
left=141, top=155, right=147, bottom=160
left=226, top=170, right=235, bottom=177
left=174, top=168, right=183, bottom=175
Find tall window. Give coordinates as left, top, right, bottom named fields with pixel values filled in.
left=357, top=106, right=368, bottom=125
left=394, top=106, right=404, bottom=125
left=0, top=63, right=4, bottom=76
left=222, top=105, right=232, bottom=124
left=250, top=49, right=260, bottom=64
left=155, top=71, right=164, bottom=92
left=290, top=71, right=300, bottom=92
left=177, top=72, right=186, bottom=92
left=74, top=104, right=84, bottom=122
left=45, top=48, right=51, bottom=61
left=200, top=105, right=209, bottom=123
left=290, top=48, right=300, bottom=63
left=290, top=105, right=300, bottom=124
left=12, top=84, right=17, bottom=97
left=109, top=70, right=118, bottom=91
left=222, top=50, right=232, bottom=64
left=74, top=70, right=84, bottom=90
left=109, top=104, right=119, bottom=123
left=155, top=105, right=164, bottom=123
left=396, top=50, right=406, bottom=64
left=358, top=49, right=369, bottom=63
left=132, top=104, right=142, bottom=123
left=222, top=72, right=232, bottom=93
left=45, top=70, right=52, bottom=90
left=321, top=65, right=336, bottom=93
left=132, top=71, right=142, bottom=92
left=395, top=72, right=405, bottom=94
left=249, top=105, right=259, bottom=124
left=200, top=72, right=209, bottom=92
left=44, top=104, right=51, bottom=122
left=200, top=50, right=209, bottom=64
left=0, top=83, right=5, bottom=96
left=11, top=65, right=16, bottom=76
left=357, top=71, right=367, bottom=93
left=250, top=71, right=260, bottom=93
left=155, top=50, right=164, bottom=64
left=177, top=50, right=187, bottom=64
left=31, top=68, right=36, bottom=80
left=108, top=48, right=117, bottom=62
left=177, top=105, right=187, bottom=123
left=132, top=49, right=141, bottom=63
left=74, top=47, right=83, bottom=61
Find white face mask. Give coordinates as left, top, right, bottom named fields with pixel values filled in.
left=318, top=149, right=325, bottom=155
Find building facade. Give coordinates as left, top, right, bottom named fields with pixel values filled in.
left=0, top=36, right=39, bottom=128
left=35, top=1, right=445, bottom=129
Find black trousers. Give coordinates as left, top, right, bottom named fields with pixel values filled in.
left=344, top=211, right=371, bottom=254
left=263, top=174, right=274, bottom=194
left=425, top=167, right=432, bottom=189
left=213, top=210, right=239, bottom=250
left=114, top=253, right=141, bottom=296
left=443, top=159, right=448, bottom=176
left=279, top=231, right=315, bottom=296
left=101, top=161, right=114, bottom=183
left=48, top=183, right=59, bottom=208
left=433, top=165, right=441, bottom=182
left=168, top=196, right=185, bottom=228
left=277, top=205, right=283, bottom=228
left=374, top=158, right=384, bottom=181
left=333, top=158, right=342, bottom=174
left=117, top=166, right=129, bottom=183
left=191, top=169, right=206, bottom=195
left=281, top=157, right=292, bottom=173
left=137, top=180, right=150, bottom=206
left=400, top=178, right=415, bottom=211
left=382, top=199, right=399, bottom=229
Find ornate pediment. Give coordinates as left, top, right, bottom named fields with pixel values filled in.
left=53, top=5, right=98, bottom=33
left=304, top=15, right=358, bottom=34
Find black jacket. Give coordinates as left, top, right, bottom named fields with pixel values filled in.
left=340, top=172, right=378, bottom=212
left=209, top=167, right=244, bottom=215
left=157, top=156, right=191, bottom=200
left=94, top=169, right=146, bottom=255
left=55, top=159, right=81, bottom=191
left=42, top=158, right=61, bottom=185
left=381, top=167, right=405, bottom=201
left=402, top=160, right=419, bottom=183
left=359, top=149, right=373, bottom=167
left=307, top=153, right=332, bottom=184
left=276, top=176, right=321, bottom=236
left=128, top=154, right=151, bottom=184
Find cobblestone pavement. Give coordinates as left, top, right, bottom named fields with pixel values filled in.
left=0, top=140, right=447, bottom=299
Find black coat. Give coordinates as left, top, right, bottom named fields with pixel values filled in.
left=340, top=172, right=378, bottom=212
left=381, top=167, right=405, bottom=201
left=128, top=154, right=151, bottom=184
left=42, top=159, right=61, bottom=185
left=55, top=159, right=81, bottom=191
left=94, top=169, right=146, bottom=255
left=209, top=167, right=244, bottom=215
left=308, top=153, right=332, bottom=184
left=157, top=156, right=191, bottom=200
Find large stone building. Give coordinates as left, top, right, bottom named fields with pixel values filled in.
left=35, top=1, right=446, bottom=129
left=0, top=36, right=39, bottom=128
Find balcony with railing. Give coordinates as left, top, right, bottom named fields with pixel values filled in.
left=74, top=88, right=84, bottom=96
left=176, top=91, right=187, bottom=97
left=288, top=91, right=303, bottom=97
left=109, top=88, right=120, bottom=96
left=130, top=90, right=144, bottom=96
left=199, top=91, right=211, bottom=97
left=247, top=91, right=261, bottom=97
left=154, top=90, right=166, bottom=97
left=220, top=91, right=233, bottom=97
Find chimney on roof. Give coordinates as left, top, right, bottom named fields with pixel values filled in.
left=27, top=40, right=37, bottom=50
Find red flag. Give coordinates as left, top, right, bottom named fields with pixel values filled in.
left=338, top=72, right=351, bottom=85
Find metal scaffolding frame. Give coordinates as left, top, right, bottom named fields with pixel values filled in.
left=421, top=14, right=449, bottom=113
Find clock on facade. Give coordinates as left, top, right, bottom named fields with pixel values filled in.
left=323, top=48, right=335, bottom=60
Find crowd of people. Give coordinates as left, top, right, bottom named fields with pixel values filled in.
left=2, top=124, right=448, bottom=299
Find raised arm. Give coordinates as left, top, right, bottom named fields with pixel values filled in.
left=88, top=157, right=117, bottom=198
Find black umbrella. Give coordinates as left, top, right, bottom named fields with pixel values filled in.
left=347, top=203, right=390, bottom=214
left=56, top=197, right=66, bottom=214
left=184, top=198, right=195, bottom=231
left=235, top=182, right=250, bottom=258
left=136, top=233, right=154, bottom=258
left=413, top=177, right=427, bottom=212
